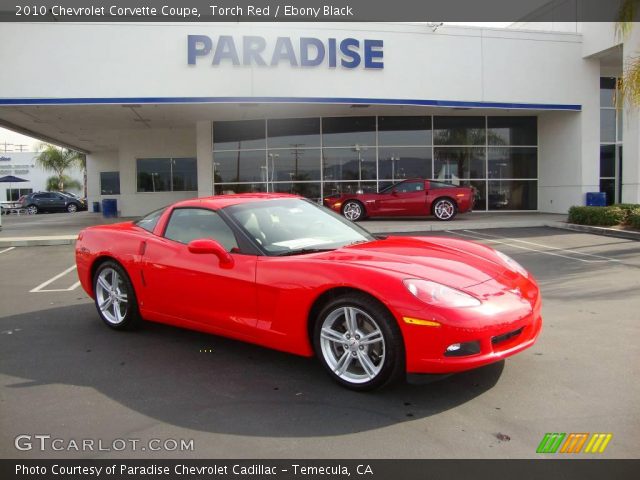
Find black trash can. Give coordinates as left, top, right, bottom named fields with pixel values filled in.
left=102, top=199, right=118, bottom=218
left=92, top=201, right=101, bottom=213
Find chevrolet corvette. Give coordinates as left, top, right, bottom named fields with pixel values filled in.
left=323, top=179, right=474, bottom=221
left=76, top=194, right=541, bottom=390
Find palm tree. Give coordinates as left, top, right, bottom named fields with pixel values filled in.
left=45, top=175, right=82, bottom=192
left=616, top=0, right=640, bottom=107
left=34, top=144, right=84, bottom=191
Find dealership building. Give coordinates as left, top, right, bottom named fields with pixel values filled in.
left=0, top=21, right=638, bottom=216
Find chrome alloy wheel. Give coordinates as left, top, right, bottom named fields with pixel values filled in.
left=434, top=199, right=455, bottom=220
left=319, top=306, right=385, bottom=384
left=95, top=267, right=129, bottom=325
left=343, top=202, right=362, bottom=221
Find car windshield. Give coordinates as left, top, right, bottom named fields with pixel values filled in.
left=225, top=198, right=375, bottom=256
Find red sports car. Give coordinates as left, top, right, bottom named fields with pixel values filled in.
left=76, top=194, right=541, bottom=390
left=323, top=179, right=474, bottom=221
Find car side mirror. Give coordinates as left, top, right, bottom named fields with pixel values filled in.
left=187, top=238, right=234, bottom=268
left=391, top=190, right=398, bottom=196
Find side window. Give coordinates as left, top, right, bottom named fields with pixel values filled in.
left=397, top=181, right=424, bottom=193
left=164, top=208, right=238, bottom=251
left=135, top=208, right=166, bottom=233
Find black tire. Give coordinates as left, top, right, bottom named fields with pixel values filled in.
left=26, top=204, right=38, bottom=215
left=432, top=198, right=457, bottom=221
left=67, top=203, right=78, bottom=213
left=313, top=293, right=404, bottom=391
left=342, top=200, right=365, bottom=222
left=92, top=260, right=142, bottom=330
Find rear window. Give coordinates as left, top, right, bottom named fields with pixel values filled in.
left=135, top=208, right=166, bottom=233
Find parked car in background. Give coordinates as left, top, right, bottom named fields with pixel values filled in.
left=60, top=191, right=88, bottom=210
left=18, top=191, right=86, bottom=214
left=323, top=179, right=474, bottom=222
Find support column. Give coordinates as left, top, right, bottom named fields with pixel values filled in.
left=196, top=120, right=213, bottom=198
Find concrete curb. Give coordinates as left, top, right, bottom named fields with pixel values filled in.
left=0, top=235, right=77, bottom=247
left=548, top=222, right=640, bottom=241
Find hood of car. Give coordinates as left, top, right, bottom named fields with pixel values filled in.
left=322, top=236, right=510, bottom=288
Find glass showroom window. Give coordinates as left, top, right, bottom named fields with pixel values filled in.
left=212, top=115, right=537, bottom=210
left=599, top=77, right=622, bottom=205
left=137, top=158, right=197, bottom=193
left=100, top=171, right=120, bottom=195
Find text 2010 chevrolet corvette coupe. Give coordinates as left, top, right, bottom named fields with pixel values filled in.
left=76, top=194, right=541, bottom=390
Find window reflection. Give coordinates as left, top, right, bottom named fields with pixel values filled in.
left=434, top=147, right=486, bottom=180
left=214, top=120, right=266, bottom=151
left=378, top=147, right=431, bottom=180
left=322, top=117, right=376, bottom=147
left=267, top=118, right=320, bottom=148
left=378, top=116, right=431, bottom=145
left=488, top=180, right=537, bottom=210
left=322, top=147, right=376, bottom=182
left=488, top=147, right=537, bottom=179
left=434, top=117, right=485, bottom=145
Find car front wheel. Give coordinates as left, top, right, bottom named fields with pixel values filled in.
left=93, top=261, right=141, bottom=330
left=67, top=203, right=78, bottom=213
left=26, top=205, right=38, bottom=215
left=433, top=198, right=457, bottom=221
left=342, top=201, right=364, bottom=222
left=313, top=294, right=404, bottom=391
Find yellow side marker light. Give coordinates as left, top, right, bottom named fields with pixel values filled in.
left=403, top=317, right=441, bottom=327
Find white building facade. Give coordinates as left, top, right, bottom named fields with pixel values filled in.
left=0, top=22, right=637, bottom=216
left=0, top=151, right=84, bottom=202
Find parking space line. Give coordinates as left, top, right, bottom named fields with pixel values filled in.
left=0, top=247, right=16, bottom=255
left=464, top=230, right=621, bottom=262
left=444, top=230, right=603, bottom=263
left=30, top=265, right=80, bottom=293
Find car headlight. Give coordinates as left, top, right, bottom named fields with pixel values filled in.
left=403, top=279, right=481, bottom=308
left=495, top=250, right=528, bottom=278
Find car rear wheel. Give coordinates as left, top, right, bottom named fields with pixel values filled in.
left=313, top=294, right=404, bottom=391
left=342, top=201, right=364, bottom=222
left=93, top=261, right=141, bottom=330
left=433, top=198, right=457, bottom=221
left=67, top=203, right=78, bottom=213
left=26, top=205, right=38, bottom=215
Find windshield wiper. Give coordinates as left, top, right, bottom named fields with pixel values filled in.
left=275, top=248, right=336, bottom=256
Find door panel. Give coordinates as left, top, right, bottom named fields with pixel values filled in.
left=141, top=207, right=258, bottom=335
left=142, top=235, right=258, bottom=334
left=377, top=181, right=427, bottom=215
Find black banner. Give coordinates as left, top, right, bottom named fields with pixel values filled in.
left=0, top=0, right=629, bottom=22
left=2, top=460, right=640, bottom=480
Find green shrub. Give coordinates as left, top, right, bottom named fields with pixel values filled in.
left=568, top=206, right=626, bottom=226
left=629, top=211, right=640, bottom=230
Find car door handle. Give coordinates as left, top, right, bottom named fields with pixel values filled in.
left=138, top=241, right=147, bottom=256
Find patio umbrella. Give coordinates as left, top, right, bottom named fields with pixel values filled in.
left=0, top=175, right=29, bottom=202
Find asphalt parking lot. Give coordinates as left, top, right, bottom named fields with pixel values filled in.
left=0, top=227, right=639, bottom=459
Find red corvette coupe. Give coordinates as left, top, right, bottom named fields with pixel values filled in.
left=323, top=179, right=474, bottom=221
left=76, top=194, right=541, bottom=390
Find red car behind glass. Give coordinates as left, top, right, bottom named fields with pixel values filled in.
left=76, top=194, right=541, bottom=391
left=323, top=179, right=474, bottom=222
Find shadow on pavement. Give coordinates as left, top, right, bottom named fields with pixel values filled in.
left=1, top=304, right=505, bottom=438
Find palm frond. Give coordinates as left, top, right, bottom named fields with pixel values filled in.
left=616, top=0, right=639, bottom=39
left=619, top=55, right=640, bottom=108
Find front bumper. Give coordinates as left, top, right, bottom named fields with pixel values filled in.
left=399, top=279, right=542, bottom=374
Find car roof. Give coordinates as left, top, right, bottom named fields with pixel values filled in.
left=171, top=193, right=301, bottom=210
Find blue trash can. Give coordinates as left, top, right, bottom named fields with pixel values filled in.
left=102, top=199, right=118, bottom=218
left=586, top=192, right=607, bottom=207
left=92, top=201, right=101, bottom=213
